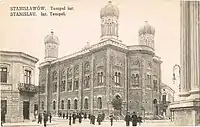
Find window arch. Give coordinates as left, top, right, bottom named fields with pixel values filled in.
left=61, top=100, right=64, bottom=109
left=52, top=71, right=57, bottom=93
left=67, top=100, right=71, bottom=109
left=53, top=101, right=56, bottom=110
left=61, top=69, right=66, bottom=92
left=84, top=98, right=89, bottom=109
left=74, top=99, right=78, bottom=109
left=97, top=97, right=102, bottom=109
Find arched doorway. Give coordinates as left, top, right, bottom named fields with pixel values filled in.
left=153, top=99, right=158, bottom=115
left=111, top=94, right=122, bottom=116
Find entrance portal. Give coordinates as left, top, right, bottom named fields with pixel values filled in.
left=23, top=101, right=30, bottom=119
left=1, top=100, right=7, bottom=123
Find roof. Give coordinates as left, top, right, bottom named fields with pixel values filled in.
left=0, top=50, right=39, bottom=63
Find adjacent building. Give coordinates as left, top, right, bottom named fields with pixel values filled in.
left=0, top=51, right=39, bottom=123
left=38, top=1, right=162, bottom=118
left=160, top=83, right=175, bottom=119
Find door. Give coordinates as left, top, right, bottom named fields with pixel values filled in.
left=1, top=100, right=7, bottom=123
left=23, top=101, right=30, bottom=119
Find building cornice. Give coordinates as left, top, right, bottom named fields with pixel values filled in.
left=0, top=50, right=39, bottom=63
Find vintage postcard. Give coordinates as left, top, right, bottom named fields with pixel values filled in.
left=0, top=0, right=200, bottom=126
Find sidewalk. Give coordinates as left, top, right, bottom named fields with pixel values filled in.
left=2, top=121, right=57, bottom=127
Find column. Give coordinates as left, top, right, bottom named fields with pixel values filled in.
left=179, top=1, right=190, bottom=98
left=124, top=55, right=127, bottom=111
left=106, top=48, right=111, bottom=114
left=56, top=67, right=60, bottom=115
left=78, top=63, right=83, bottom=111
left=189, top=1, right=200, bottom=98
left=90, top=54, right=94, bottom=114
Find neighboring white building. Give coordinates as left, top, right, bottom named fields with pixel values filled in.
left=160, top=83, right=175, bottom=119
left=0, top=51, right=39, bottom=123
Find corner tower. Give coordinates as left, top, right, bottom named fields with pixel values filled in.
left=139, top=21, right=155, bottom=50
left=100, top=1, right=119, bottom=40
left=44, top=30, right=59, bottom=61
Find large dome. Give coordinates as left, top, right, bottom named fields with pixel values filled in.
left=44, top=31, right=59, bottom=44
left=139, top=21, right=155, bottom=35
left=100, top=1, right=119, bottom=18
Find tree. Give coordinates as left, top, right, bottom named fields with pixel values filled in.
left=111, top=95, right=123, bottom=110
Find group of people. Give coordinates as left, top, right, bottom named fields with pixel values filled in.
left=124, top=111, right=142, bottom=126
left=37, top=110, right=142, bottom=127
left=37, top=111, right=52, bottom=127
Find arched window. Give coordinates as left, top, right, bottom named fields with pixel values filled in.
left=135, top=74, right=139, bottom=84
left=61, top=100, right=64, bottom=109
left=84, top=76, right=90, bottom=88
left=97, top=97, right=102, bottom=109
left=117, top=72, right=121, bottom=84
left=52, top=71, right=57, bottom=93
left=61, top=70, right=66, bottom=92
left=74, top=99, right=78, bottom=109
left=67, top=100, right=71, bottom=109
left=153, top=99, right=157, bottom=105
left=0, top=67, right=8, bottom=83
left=53, top=101, right=56, bottom=110
left=100, top=72, right=104, bottom=83
left=114, top=72, right=118, bottom=83
left=84, top=98, right=89, bottom=109
left=41, top=101, right=44, bottom=110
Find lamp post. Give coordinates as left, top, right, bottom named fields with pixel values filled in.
left=172, top=64, right=181, bottom=92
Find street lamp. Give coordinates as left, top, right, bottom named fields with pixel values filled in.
left=172, top=64, right=181, bottom=92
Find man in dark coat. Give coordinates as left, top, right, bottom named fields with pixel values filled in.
left=84, top=112, right=87, bottom=119
left=78, top=113, right=82, bottom=123
left=72, top=112, right=76, bottom=124
left=110, top=113, right=114, bottom=126
left=124, top=112, right=131, bottom=127
left=102, top=112, right=105, bottom=121
left=131, top=112, right=138, bottom=126
left=88, top=113, right=91, bottom=120
left=62, top=113, right=65, bottom=119
left=66, top=112, right=68, bottom=119
left=38, top=113, right=42, bottom=124
left=69, top=113, right=72, bottom=126
left=43, top=111, right=48, bottom=127
left=49, top=113, right=52, bottom=123
left=97, top=113, right=102, bottom=125
left=92, top=115, right=96, bottom=125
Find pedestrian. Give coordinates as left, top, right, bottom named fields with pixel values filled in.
left=66, top=112, right=68, bottom=119
left=38, top=113, right=42, bottom=124
left=124, top=111, right=131, bottom=127
left=63, top=113, right=65, bottom=119
left=43, top=111, right=48, bottom=127
left=84, top=112, right=87, bottom=119
left=90, top=114, right=92, bottom=124
left=110, top=113, right=114, bottom=126
left=72, top=112, right=76, bottom=124
left=49, top=113, right=52, bottom=123
left=69, top=113, right=72, bottom=126
left=88, top=113, right=91, bottom=120
left=131, top=112, right=138, bottom=126
left=102, top=112, right=105, bottom=121
left=92, top=115, right=96, bottom=125
left=97, top=113, right=102, bottom=125
left=78, top=113, right=82, bottom=123
left=137, top=115, right=142, bottom=126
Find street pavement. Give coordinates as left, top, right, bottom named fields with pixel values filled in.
left=2, top=118, right=194, bottom=127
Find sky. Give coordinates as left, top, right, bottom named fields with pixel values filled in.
left=0, top=0, right=180, bottom=95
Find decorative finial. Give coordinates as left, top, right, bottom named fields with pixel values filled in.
left=108, top=1, right=112, bottom=4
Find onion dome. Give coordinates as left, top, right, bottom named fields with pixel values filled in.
left=100, top=1, right=119, bottom=18
left=139, top=21, right=155, bottom=36
left=44, top=30, right=59, bottom=44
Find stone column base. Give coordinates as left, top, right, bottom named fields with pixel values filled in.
left=170, top=98, right=200, bottom=126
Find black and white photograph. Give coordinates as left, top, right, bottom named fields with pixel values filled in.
left=0, top=0, right=200, bottom=126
